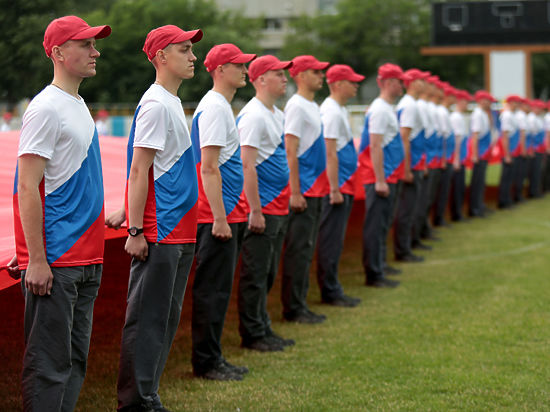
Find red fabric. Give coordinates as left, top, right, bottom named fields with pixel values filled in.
left=0, top=131, right=129, bottom=291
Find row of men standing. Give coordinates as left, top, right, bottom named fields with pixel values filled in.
left=13, top=15, right=550, bottom=412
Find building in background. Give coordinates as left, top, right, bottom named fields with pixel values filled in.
left=214, top=0, right=338, bottom=53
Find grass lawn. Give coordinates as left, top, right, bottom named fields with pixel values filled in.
left=1, top=188, right=549, bottom=411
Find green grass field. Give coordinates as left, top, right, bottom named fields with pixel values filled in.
left=2, top=182, right=549, bottom=411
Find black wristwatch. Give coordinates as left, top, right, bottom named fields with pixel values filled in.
left=127, top=226, right=144, bottom=237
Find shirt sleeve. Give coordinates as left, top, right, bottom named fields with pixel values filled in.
left=133, top=100, right=169, bottom=151
left=238, top=112, right=265, bottom=149
left=18, top=103, right=59, bottom=159
left=198, top=104, right=229, bottom=148
left=470, top=111, right=483, bottom=133
left=500, top=112, right=514, bottom=132
left=516, top=113, right=527, bottom=131
left=284, top=102, right=305, bottom=139
left=450, top=113, right=464, bottom=137
left=321, top=110, right=343, bottom=140
left=368, top=108, right=388, bottom=136
left=398, top=103, right=417, bottom=130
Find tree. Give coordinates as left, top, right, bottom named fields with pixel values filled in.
left=80, top=0, right=262, bottom=105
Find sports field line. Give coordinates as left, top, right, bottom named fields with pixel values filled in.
left=421, top=240, right=549, bottom=266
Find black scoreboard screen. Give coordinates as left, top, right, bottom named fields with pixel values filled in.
left=432, top=1, right=550, bottom=46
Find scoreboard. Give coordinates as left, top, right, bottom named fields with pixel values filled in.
left=432, top=1, right=550, bottom=46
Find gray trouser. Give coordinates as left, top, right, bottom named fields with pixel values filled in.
left=239, top=214, right=288, bottom=342
left=192, top=222, right=245, bottom=374
left=413, top=171, right=429, bottom=243
left=21, top=264, right=102, bottom=412
left=316, top=193, right=354, bottom=301
left=528, top=153, right=543, bottom=197
left=282, top=196, right=323, bottom=317
left=362, top=183, right=397, bottom=282
left=417, top=168, right=438, bottom=239
left=450, top=165, right=466, bottom=220
left=469, top=160, right=488, bottom=215
left=118, top=243, right=194, bottom=410
left=498, top=160, right=515, bottom=207
left=394, top=171, right=422, bottom=258
left=434, top=164, right=453, bottom=224
left=513, top=156, right=527, bottom=202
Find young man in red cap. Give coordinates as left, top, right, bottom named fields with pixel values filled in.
left=315, top=64, right=363, bottom=307
left=530, top=100, right=546, bottom=197
left=190, top=43, right=256, bottom=380
left=449, top=90, right=472, bottom=221
left=109, top=25, right=203, bottom=412
left=393, top=68, right=429, bottom=262
left=513, top=98, right=528, bottom=202
left=469, top=90, right=495, bottom=217
left=413, top=73, right=436, bottom=249
left=236, top=55, right=295, bottom=352
left=11, top=15, right=110, bottom=411
left=498, top=95, right=520, bottom=209
left=433, top=84, right=456, bottom=227
left=359, top=63, right=405, bottom=288
left=282, top=55, right=330, bottom=323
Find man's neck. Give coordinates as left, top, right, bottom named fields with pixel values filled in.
left=330, top=92, right=347, bottom=106
left=297, top=86, right=315, bottom=102
left=256, top=90, right=277, bottom=111
left=51, top=71, right=82, bottom=99
left=380, top=90, right=394, bottom=104
left=213, top=82, right=237, bottom=103
left=155, top=71, right=183, bottom=96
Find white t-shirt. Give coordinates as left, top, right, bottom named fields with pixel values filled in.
left=500, top=109, right=517, bottom=134
left=470, top=107, right=490, bottom=136
left=427, top=101, right=441, bottom=134
left=320, top=97, right=353, bottom=149
left=284, top=93, right=323, bottom=156
left=396, top=94, right=423, bottom=140
left=515, top=109, right=527, bottom=131
left=416, top=98, right=433, bottom=137
left=450, top=111, right=467, bottom=140
left=16, top=85, right=104, bottom=268
left=437, top=104, right=451, bottom=138
left=527, top=112, right=538, bottom=135
left=366, top=97, right=399, bottom=147
left=237, top=97, right=290, bottom=215
left=238, top=97, right=285, bottom=164
left=133, top=84, right=193, bottom=180
left=129, top=83, right=198, bottom=243
left=195, top=90, right=241, bottom=166
left=544, top=113, right=550, bottom=132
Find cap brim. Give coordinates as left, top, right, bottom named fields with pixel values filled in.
left=313, top=62, right=330, bottom=70
left=272, top=61, right=293, bottom=70
left=349, top=73, right=365, bottom=82
left=174, top=29, right=203, bottom=44
left=230, top=53, right=257, bottom=64
left=73, top=25, right=112, bottom=40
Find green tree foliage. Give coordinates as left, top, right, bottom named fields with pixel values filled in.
left=0, top=0, right=261, bottom=105
left=281, top=0, right=483, bottom=96
left=80, top=0, right=262, bottom=105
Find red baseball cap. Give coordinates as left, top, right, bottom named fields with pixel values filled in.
left=443, top=85, right=458, bottom=97
left=288, top=55, right=329, bottom=77
left=204, top=43, right=256, bottom=73
left=505, top=94, right=522, bottom=104
left=248, top=55, right=292, bottom=82
left=426, top=75, right=440, bottom=84
left=533, top=99, right=546, bottom=109
left=403, top=68, right=430, bottom=87
left=43, top=15, right=111, bottom=58
left=456, top=90, right=473, bottom=101
left=142, top=25, right=203, bottom=62
left=474, top=90, right=496, bottom=103
left=3, top=112, right=12, bottom=121
left=377, top=63, right=405, bottom=81
left=326, top=64, right=365, bottom=84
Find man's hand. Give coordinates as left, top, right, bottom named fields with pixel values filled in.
left=471, top=154, right=479, bottom=164
left=290, top=193, right=307, bottom=213
left=504, top=155, right=512, bottom=164
left=6, top=255, right=21, bottom=280
left=106, top=207, right=126, bottom=229
left=452, top=159, right=460, bottom=171
left=403, top=169, right=414, bottom=184
left=375, top=181, right=390, bottom=197
left=248, top=210, right=266, bottom=234
left=212, top=218, right=232, bottom=241
left=25, top=259, right=53, bottom=295
left=125, top=235, right=148, bottom=261
left=329, top=189, right=344, bottom=205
